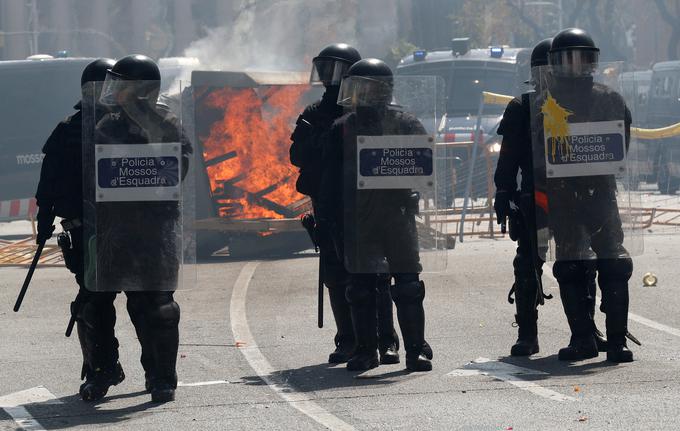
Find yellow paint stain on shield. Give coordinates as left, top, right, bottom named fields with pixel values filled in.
left=542, top=92, right=573, bottom=161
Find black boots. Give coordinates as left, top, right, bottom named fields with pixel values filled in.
left=600, top=258, right=634, bottom=363
left=510, top=275, right=540, bottom=357
left=558, top=279, right=599, bottom=361
left=558, top=334, right=599, bottom=361
left=378, top=330, right=400, bottom=365
left=377, top=282, right=400, bottom=365
left=79, top=362, right=125, bottom=401
left=393, top=281, right=432, bottom=372
left=511, top=311, right=539, bottom=356
left=607, top=344, right=634, bottom=363
left=346, top=283, right=379, bottom=371
left=126, top=292, right=180, bottom=403
left=151, top=376, right=178, bottom=403
left=328, top=285, right=356, bottom=364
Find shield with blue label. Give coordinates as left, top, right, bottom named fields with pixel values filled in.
left=530, top=62, right=643, bottom=262
left=341, top=75, right=449, bottom=274
left=81, top=81, right=196, bottom=291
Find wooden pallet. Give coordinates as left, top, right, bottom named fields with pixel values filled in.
left=0, top=236, right=64, bottom=267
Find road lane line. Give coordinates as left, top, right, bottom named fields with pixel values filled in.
left=177, top=380, right=230, bottom=387
left=230, top=262, right=356, bottom=431
left=0, top=386, right=61, bottom=431
left=447, top=357, right=577, bottom=402
left=546, top=271, right=680, bottom=338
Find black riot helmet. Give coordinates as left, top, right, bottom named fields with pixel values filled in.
left=337, top=58, right=393, bottom=108
left=100, top=54, right=161, bottom=107
left=81, top=58, right=115, bottom=87
left=310, top=43, right=362, bottom=87
left=549, top=28, right=599, bottom=77
left=531, top=38, right=552, bottom=67
left=526, top=38, right=552, bottom=85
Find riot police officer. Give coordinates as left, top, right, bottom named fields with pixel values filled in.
left=36, top=55, right=192, bottom=403
left=290, top=44, right=400, bottom=365
left=494, top=38, right=609, bottom=358
left=35, top=57, right=125, bottom=400
left=539, top=28, right=634, bottom=363
left=494, top=39, right=552, bottom=357
left=320, top=59, right=432, bottom=372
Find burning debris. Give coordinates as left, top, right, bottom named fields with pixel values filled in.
left=199, top=84, right=312, bottom=220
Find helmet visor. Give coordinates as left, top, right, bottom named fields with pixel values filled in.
left=549, top=49, right=599, bottom=77
left=100, top=71, right=160, bottom=107
left=310, top=58, right=351, bottom=86
left=99, top=71, right=128, bottom=106
left=337, top=76, right=392, bottom=108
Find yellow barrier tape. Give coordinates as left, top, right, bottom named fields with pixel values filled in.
left=482, top=91, right=514, bottom=106
left=632, top=123, right=680, bottom=140
left=481, top=91, right=680, bottom=139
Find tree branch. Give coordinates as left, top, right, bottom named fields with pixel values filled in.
left=566, top=1, right=585, bottom=26
left=654, top=0, right=680, bottom=29
left=504, top=0, right=543, bottom=39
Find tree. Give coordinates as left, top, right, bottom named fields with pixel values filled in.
left=654, top=0, right=680, bottom=60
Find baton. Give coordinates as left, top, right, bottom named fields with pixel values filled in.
left=65, top=314, right=76, bottom=337
left=301, top=214, right=324, bottom=328
left=14, top=240, right=46, bottom=312
left=318, top=254, right=324, bottom=328
left=626, top=331, right=642, bottom=346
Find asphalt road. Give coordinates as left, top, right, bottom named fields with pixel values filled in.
left=1, top=233, right=679, bottom=430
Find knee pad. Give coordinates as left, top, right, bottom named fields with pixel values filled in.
left=78, top=293, right=116, bottom=330
left=345, top=278, right=376, bottom=306
left=148, top=301, right=181, bottom=328
left=391, top=280, right=425, bottom=304
left=597, top=258, right=633, bottom=284
left=392, top=273, right=419, bottom=285
left=139, top=292, right=180, bottom=328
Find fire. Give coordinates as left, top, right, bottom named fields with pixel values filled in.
left=201, top=85, right=310, bottom=219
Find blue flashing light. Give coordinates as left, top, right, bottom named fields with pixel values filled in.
left=489, top=46, right=504, bottom=58
left=413, top=50, right=427, bottom=61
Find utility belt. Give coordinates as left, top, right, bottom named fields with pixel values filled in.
left=57, top=218, right=83, bottom=275
left=60, top=218, right=82, bottom=232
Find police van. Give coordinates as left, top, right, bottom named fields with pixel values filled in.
left=645, top=61, right=680, bottom=194
left=396, top=38, right=530, bottom=204
left=618, top=70, right=652, bottom=190
left=0, top=57, right=95, bottom=209
left=0, top=55, right=202, bottom=204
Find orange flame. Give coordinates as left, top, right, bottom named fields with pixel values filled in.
left=201, top=85, right=310, bottom=219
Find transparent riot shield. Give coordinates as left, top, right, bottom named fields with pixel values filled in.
left=340, top=75, right=448, bottom=274
left=530, top=62, right=643, bottom=263
left=621, top=70, right=680, bottom=233
left=81, top=80, right=195, bottom=291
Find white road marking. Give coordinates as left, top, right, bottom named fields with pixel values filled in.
left=447, top=357, right=577, bottom=402
left=0, top=386, right=61, bottom=431
left=230, top=262, right=356, bottom=431
left=546, top=271, right=680, bottom=338
left=177, top=380, right=230, bottom=387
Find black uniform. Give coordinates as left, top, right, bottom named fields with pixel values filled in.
left=36, top=102, right=192, bottom=399
left=290, top=88, right=399, bottom=362
left=319, top=106, right=431, bottom=371
left=495, top=94, right=544, bottom=354
left=496, top=91, right=605, bottom=356
left=539, top=78, right=633, bottom=353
